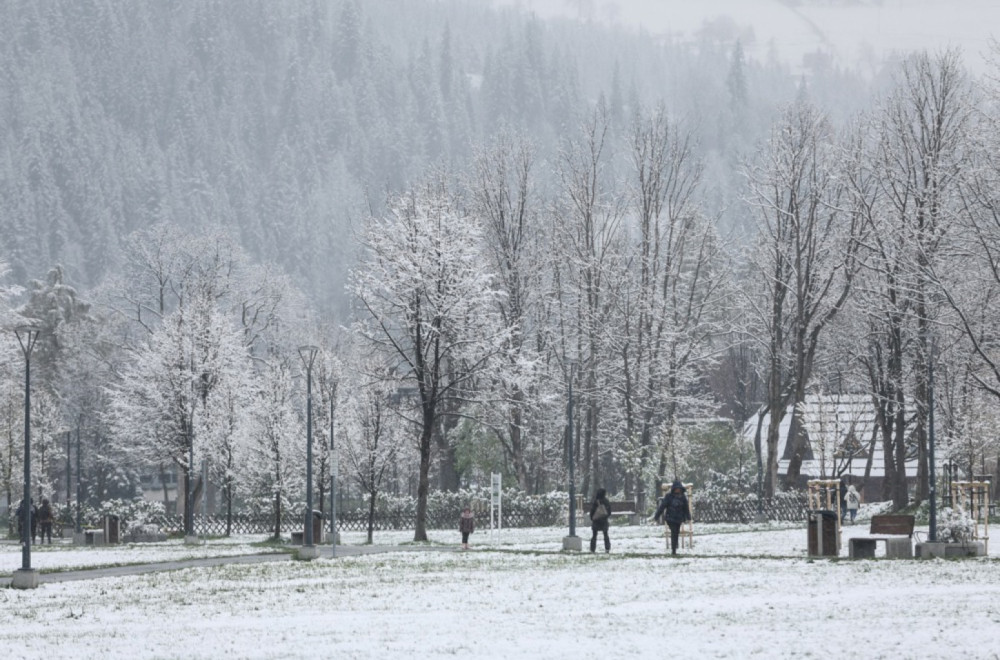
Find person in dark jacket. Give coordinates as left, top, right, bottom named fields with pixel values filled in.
left=459, top=506, right=475, bottom=549
left=654, top=480, right=691, bottom=555
left=15, top=499, right=27, bottom=544
left=30, top=500, right=39, bottom=544
left=589, top=488, right=612, bottom=553
left=38, top=498, right=54, bottom=544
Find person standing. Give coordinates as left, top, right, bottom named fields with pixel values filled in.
left=38, top=498, right=54, bottom=544
left=589, top=488, right=612, bottom=553
left=655, top=481, right=691, bottom=555
left=845, top=484, right=861, bottom=524
left=459, top=506, right=475, bottom=550
left=15, top=499, right=26, bottom=544
left=29, top=499, right=38, bottom=545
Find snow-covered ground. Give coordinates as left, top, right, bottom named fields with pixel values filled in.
left=2, top=518, right=998, bottom=659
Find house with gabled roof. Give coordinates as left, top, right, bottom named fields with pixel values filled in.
left=743, top=393, right=919, bottom=495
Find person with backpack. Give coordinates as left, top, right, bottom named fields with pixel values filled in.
left=845, top=484, right=861, bottom=524
left=589, top=488, right=612, bottom=553
left=655, top=480, right=691, bottom=555
left=38, top=498, right=55, bottom=544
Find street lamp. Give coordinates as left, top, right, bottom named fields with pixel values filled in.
left=75, top=421, right=83, bottom=535
left=298, top=345, right=320, bottom=559
left=928, top=343, right=937, bottom=542
left=13, top=325, right=42, bottom=589
left=562, top=359, right=581, bottom=551
left=328, top=384, right=338, bottom=558
left=64, top=429, right=72, bottom=527
left=184, top=392, right=198, bottom=544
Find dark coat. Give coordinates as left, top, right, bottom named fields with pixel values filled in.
left=589, top=492, right=612, bottom=529
left=38, top=502, right=54, bottom=524
left=655, top=481, right=691, bottom=525
left=459, top=512, right=475, bottom=535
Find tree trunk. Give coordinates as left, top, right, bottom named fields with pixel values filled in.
left=273, top=494, right=281, bottom=540
left=367, top=489, right=376, bottom=544
left=413, top=406, right=434, bottom=542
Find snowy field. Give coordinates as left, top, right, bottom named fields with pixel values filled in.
left=2, top=520, right=999, bottom=659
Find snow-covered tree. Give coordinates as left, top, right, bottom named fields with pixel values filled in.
left=615, top=105, right=730, bottom=509
left=242, top=351, right=304, bottom=539
left=468, top=130, right=550, bottom=492
left=350, top=177, right=507, bottom=541
left=744, top=97, right=862, bottom=495
left=552, top=102, right=627, bottom=497
left=340, top=359, right=405, bottom=544
left=861, top=50, right=973, bottom=505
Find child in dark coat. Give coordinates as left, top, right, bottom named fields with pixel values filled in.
left=459, top=506, right=475, bottom=549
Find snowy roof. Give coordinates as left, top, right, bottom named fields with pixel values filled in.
left=742, top=393, right=918, bottom=479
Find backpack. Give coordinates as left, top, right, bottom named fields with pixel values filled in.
left=593, top=503, right=608, bottom=521
left=667, top=495, right=687, bottom=521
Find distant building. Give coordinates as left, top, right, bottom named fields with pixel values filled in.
left=742, top=393, right=919, bottom=495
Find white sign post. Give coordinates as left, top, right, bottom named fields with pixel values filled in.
left=490, top=472, right=502, bottom=543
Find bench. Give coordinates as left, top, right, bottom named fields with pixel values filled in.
left=575, top=497, right=637, bottom=524
left=606, top=501, right=636, bottom=518
left=849, top=514, right=915, bottom=559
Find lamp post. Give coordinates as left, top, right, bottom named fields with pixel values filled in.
left=184, top=402, right=198, bottom=544
left=562, top=360, right=581, bottom=551
left=65, top=429, right=72, bottom=527
left=13, top=325, right=41, bottom=589
left=928, top=342, right=937, bottom=542
left=298, top=345, right=320, bottom=559
left=329, top=392, right=338, bottom=558
left=75, top=422, right=82, bottom=535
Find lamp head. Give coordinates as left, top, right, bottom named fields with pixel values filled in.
left=13, top=324, right=43, bottom=357
left=298, top=345, right=320, bottom=371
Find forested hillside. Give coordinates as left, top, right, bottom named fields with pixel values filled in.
left=0, top=0, right=850, bottom=315
left=9, top=2, right=998, bottom=539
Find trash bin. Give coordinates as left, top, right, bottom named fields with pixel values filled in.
left=304, top=510, right=323, bottom=545
left=103, top=515, right=120, bottom=545
left=807, top=509, right=838, bottom=557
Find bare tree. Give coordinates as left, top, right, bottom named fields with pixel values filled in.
left=616, top=104, right=729, bottom=510
left=468, top=130, right=548, bottom=491
left=745, top=98, right=862, bottom=495
left=552, top=102, right=627, bottom=496
left=869, top=50, right=973, bottom=503
left=340, top=361, right=404, bottom=544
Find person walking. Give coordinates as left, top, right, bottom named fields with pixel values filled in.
left=38, top=498, right=54, bottom=544
left=845, top=484, right=861, bottom=524
left=655, top=480, right=691, bottom=555
left=589, top=488, right=612, bottom=553
left=459, top=506, right=475, bottom=550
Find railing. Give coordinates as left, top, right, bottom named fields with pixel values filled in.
left=58, top=494, right=808, bottom=537
left=692, top=495, right=809, bottom=524
left=143, top=505, right=562, bottom=536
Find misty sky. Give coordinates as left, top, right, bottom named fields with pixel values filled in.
left=493, top=0, right=1000, bottom=76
